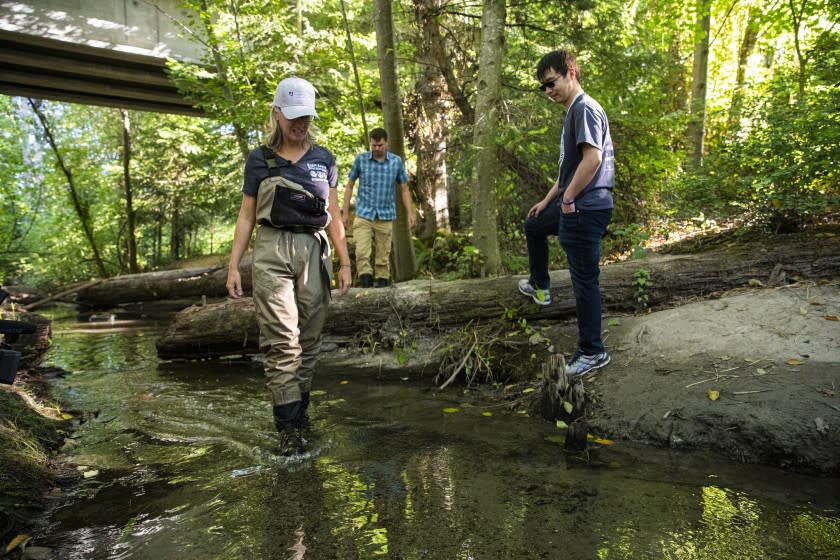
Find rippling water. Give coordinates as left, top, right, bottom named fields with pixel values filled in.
left=35, top=321, right=840, bottom=559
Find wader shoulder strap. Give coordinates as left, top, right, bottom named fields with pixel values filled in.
left=260, top=145, right=291, bottom=175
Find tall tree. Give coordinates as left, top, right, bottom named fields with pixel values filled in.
left=726, top=6, right=760, bottom=139
left=28, top=99, right=108, bottom=278
left=687, top=0, right=712, bottom=167
left=413, top=0, right=451, bottom=238
left=374, top=0, right=417, bottom=281
left=470, top=0, right=505, bottom=276
left=120, top=109, right=139, bottom=273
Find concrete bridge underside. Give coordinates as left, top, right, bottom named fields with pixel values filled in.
left=0, top=1, right=205, bottom=115
left=0, top=29, right=201, bottom=115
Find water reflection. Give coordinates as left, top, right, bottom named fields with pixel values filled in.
left=36, top=325, right=840, bottom=559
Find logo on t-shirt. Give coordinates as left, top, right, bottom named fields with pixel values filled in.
left=307, top=162, right=328, bottom=183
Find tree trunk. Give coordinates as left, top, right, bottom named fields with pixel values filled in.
left=340, top=0, right=369, bottom=143
left=726, top=7, right=759, bottom=139
left=788, top=0, right=808, bottom=102
left=27, top=99, right=108, bottom=278
left=197, top=0, right=251, bottom=161
left=155, top=233, right=840, bottom=359
left=75, top=256, right=252, bottom=308
left=686, top=0, right=711, bottom=168
left=120, top=109, right=139, bottom=274
left=414, top=0, right=451, bottom=238
left=470, top=0, right=506, bottom=276
left=374, top=0, right=417, bottom=282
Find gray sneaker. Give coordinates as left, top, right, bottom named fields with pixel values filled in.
left=518, top=278, right=551, bottom=306
left=565, top=352, right=610, bottom=378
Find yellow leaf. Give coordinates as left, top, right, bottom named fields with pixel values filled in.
left=443, top=407, right=459, bottom=414
left=310, top=390, right=327, bottom=396
left=61, top=413, right=74, bottom=420
left=340, top=380, right=349, bottom=385
left=708, top=390, right=720, bottom=401
left=755, top=368, right=767, bottom=376
left=562, top=401, right=574, bottom=414
left=83, top=469, right=99, bottom=479
left=555, top=420, right=568, bottom=429
left=522, top=387, right=535, bottom=394
left=824, top=314, right=839, bottom=321
left=786, top=358, right=805, bottom=366
left=748, top=278, right=764, bottom=287
left=800, top=306, right=809, bottom=316
left=5, top=534, right=29, bottom=553
left=507, top=331, right=519, bottom=337
left=545, top=435, right=565, bottom=444
left=482, top=411, right=493, bottom=417
left=592, top=438, right=614, bottom=445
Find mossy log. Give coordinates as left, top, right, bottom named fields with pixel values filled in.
left=155, top=233, right=840, bottom=359
left=74, top=256, right=252, bottom=309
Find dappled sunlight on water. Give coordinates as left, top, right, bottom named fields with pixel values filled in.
left=35, top=324, right=840, bottom=559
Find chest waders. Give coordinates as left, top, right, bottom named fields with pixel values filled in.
left=254, top=146, right=333, bottom=455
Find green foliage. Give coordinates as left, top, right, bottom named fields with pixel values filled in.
left=610, top=223, right=651, bottom=260
left=415, top=233, right=486, bottom=280
left=632, top=268, right=652, bottom=309
left=670, top=83, right=840, bottom=231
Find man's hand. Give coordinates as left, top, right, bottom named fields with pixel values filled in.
left=528, top=199, right=549, bottom=217
left=341, top=207, right=350, bottom=229
left=226, top=268, right=243, bottom=299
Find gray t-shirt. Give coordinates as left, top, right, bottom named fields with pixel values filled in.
left=557, top=92, right=615, bottom=210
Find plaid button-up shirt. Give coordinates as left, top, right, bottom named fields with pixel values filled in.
left=348, top=151, right=408, bottom=221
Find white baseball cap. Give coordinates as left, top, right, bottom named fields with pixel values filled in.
left=273, top=76, right=318, bottom=119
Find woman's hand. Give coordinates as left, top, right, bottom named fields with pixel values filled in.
left=337, top=265, right=352, bottom=296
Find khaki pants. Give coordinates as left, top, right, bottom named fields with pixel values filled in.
left=252, top=227, right=330, bottom=406
left=353, top=217, right=393, bottom=279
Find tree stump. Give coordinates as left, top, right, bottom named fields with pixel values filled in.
left=540, top=353, right=589, bottom=451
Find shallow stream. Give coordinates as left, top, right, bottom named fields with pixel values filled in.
left=34, top=319, right=840, bottom=559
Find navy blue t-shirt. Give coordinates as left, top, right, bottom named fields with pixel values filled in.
left=557, top=92, right=615, bottom=210
left=242, top=144, right=338, bottom=199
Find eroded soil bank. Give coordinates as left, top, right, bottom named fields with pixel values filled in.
left=574, top=282, right=840, bottom=474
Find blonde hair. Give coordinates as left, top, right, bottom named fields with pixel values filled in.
left=263, top=106, right=317, bottom=150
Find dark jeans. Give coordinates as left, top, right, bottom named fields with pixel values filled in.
left=524, top=200, right=562, bottom=290
left=559, top=208, right=613, bottom=355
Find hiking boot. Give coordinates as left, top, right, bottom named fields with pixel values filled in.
left=374, top=278, right=389, bottom=288
left=358, top=274, right=373, bottom=288
left=278, top=428, right=305, bottom=456
left=518, top=278, right=551, bottom=306
left=565, top=352, right=610, bottom=378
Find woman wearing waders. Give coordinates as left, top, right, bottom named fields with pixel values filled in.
left=226, top=76, right=352, bottom=456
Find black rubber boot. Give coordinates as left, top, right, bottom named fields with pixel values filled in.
left=359, top=274, right=373, bottom=288
left=300, top=391, right=311, bottom=430
left=374, top=277, right=389, bottom=288
left=272, top=401, right=306, bottom=456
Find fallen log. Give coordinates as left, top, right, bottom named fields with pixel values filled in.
left=75, top=256, right=251, bottom=309
left=155, top=233, right=840, bottom=359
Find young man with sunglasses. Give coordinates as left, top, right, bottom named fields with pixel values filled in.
left=519, top=50, right=615, bottom=377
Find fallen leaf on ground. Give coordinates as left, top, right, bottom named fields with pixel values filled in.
left=5, top=534, right=29, bottom=554
left=825, top=314, right=838, bottom=321
left=443, top=407, right=459, bottom=413
left=708, top=390, right=720, bottom=401
left=482, top=411, right=493, bottom=417
left=339, top=380, right=349, bottom=385
left=563, top=401, right=574, bottom=414
left=556, top=420, right=568, bottom=429
left=786, top=358, right=806, bottom=366
left=522, top=387, right=535, bottom=394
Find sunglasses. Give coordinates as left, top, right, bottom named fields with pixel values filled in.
left=538, top=75, right=564, bottom=92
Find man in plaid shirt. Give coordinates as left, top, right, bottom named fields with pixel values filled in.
left=341, top=128, right=415, bottom=288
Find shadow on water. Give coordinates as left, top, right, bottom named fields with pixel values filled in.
left=34, top=323, right=840, bottom=559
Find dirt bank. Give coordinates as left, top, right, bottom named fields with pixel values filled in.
left=567, top=282, right=840, bottom=474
